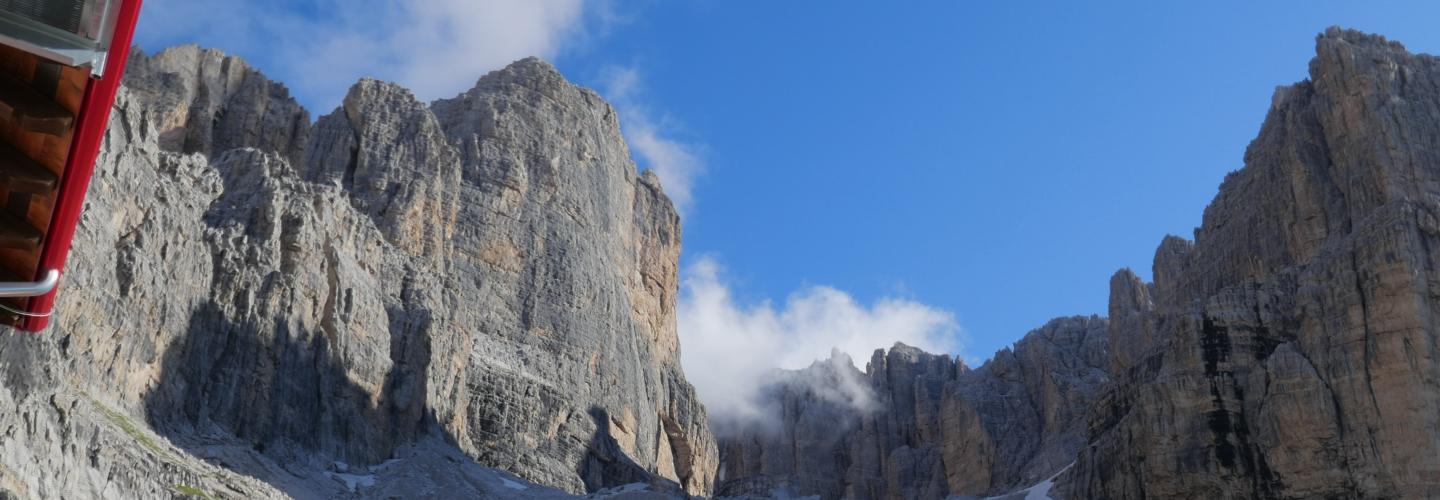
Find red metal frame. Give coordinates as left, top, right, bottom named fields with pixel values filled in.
left=20, top=0, right=143, bottom=331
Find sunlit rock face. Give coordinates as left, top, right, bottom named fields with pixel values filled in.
left=4, top=25, right=1440, bottom=500
left=717, top=27, right=1440, bottom=500
left=715, top=316, right=1110, bottom=500
left=0, top=46, right=714, bottom=498
left=1067, top=28, right=1440, bottom=499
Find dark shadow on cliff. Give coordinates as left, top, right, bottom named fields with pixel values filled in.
left=143, top=299, right=689, bottom=496
left=581, top=406, right=684, bottom=494
left=0, top=326, right=60, bottom=402
left=142, top=299, right=442, bottom=495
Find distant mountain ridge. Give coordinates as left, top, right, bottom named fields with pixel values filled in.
left=714, top=27, right=1440, bottom=500
left=715, top=316, right=1107, bottom=498
left=0, top=26, right=1438, bottom=500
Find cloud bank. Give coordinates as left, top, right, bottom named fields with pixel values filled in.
left=137, top=0, right=593, bottom=110
left=599, top=66, right=704, bottom=214
left=677, top=256, right=960, bottom=427
left=138, top=0, right=941, bottom=434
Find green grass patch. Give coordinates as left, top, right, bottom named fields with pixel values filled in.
left=85, top=396, right=172, bottom=461
left=171, top=484, right=215, bottom=499
left=85, top=395, right=221, bottom=498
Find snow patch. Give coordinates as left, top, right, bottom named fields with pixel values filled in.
left=588, top=482, right=651, bottom=497
left=978, top=463, right=1073, bottom=500
left=1022, top=477, right=1056, bottom=500
left=329, top=472, right=376, bottom=492
left=771, top=488, right=821, bottom=500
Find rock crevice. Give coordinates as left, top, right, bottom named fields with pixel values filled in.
left=1067, top=28, right=1440, bottom=499
left=0, top=46, right=715, bottom=499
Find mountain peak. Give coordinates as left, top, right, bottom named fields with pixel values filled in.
left=459, top=55, right=570, bottom=98
left=1318, top=25, right=1407, bottom=51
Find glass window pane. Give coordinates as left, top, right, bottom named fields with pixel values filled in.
left=0, top=0, right=84, bottom=35
left=0, top=0, right=120, bottom=71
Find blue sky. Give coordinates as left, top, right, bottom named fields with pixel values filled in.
left=133, top=1, right=1440, bottom=373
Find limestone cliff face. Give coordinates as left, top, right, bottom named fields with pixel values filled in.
left=716, top=27, right=1440, bottom=500
left=5, top=26, right=1440, bottom=500
left=1065, top=28, right=1440, bottom=499
left=122, top=46, right=310, bottom=166
left=716, top=316, right=1109, bottom=499
left=0, top=45, right=714, bottom=498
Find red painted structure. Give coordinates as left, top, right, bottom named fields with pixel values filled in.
left=19, top=0, right=143, bottom=331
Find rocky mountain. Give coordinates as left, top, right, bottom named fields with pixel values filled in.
left=711, top=27, right=1440, bottom=500
left=1, top=26, right=1438, bottom=500
left=0, top=45, right=714, bottom=498
left=1063, top=27, right=1440, bottom=499
left=714, top=317, right=1108, bottom=499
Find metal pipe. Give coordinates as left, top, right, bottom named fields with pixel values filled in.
left=0, top=269, right=58, bottom=297
left=23, top=0, right=142, bottom=331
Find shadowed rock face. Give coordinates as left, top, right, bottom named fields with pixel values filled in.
left=0, top=46, right=715, bottom=498
left=718, top=27, right=1440, bottom=500
left=122, top=46, right=310, bottom=166
left=715, top=316, right=1110, bottom=500
left=1065, top=28, right=1440, bottom=499
left=3, top=26, right=1439, bottom=500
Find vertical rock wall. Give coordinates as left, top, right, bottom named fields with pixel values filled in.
left=716, top=316, right=1109, bottom=499
left=1067, top=28, right=1440, bottom=499
left=23, top=46, right=716, bottom=496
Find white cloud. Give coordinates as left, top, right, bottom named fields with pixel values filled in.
left=137, top=1, right=701, bottom=211
left=677, top=256, right=960, bottom=428
left=387, top=0, right=585, bottom=99
left=137, top=0, right=592, bottom=110
left=599, top=66, right=703, bottom=214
